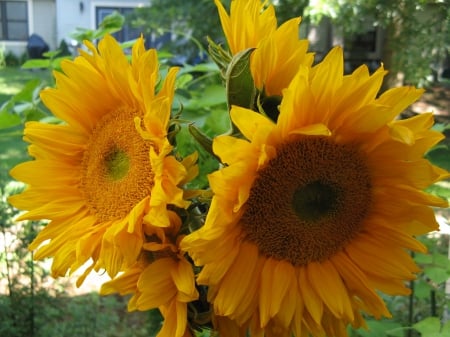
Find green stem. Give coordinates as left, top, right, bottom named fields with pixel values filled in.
left=30, top=222, right=35, bottom=337
left=407, top=251, right=415, bottom=337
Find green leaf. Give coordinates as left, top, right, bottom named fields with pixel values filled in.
left=188, top=123, right=214, bottom=157
left=426, top=181, right=450, bottom=201
left=432, top=251, right=450, bottom=270
left=13, top=102, right=33, bottom=114
left=0, top=110, right=21, bottom=129
left=42, top=50, right=62, bottom=58
left=93, top=11, right=125, bottom=39
left=98, top=11, right=124, bottom=30
left=355, top=320, right=403, bottom=337
left=50, top=56, right=71, bottom=71
left=21, top=59, right=51, bottom=69
left=199, top=84, right=227, bottom=107
left=225, top=48, right=256, bottom=110
left=176, top=73, right=194, bottom=90
left=188, top=62, right=220, bottom=73
left=39, top=116, right=62, bottom=124
left=177, top=62, right=220, bottom=77
left=69, top=11, right=125, bottom=43
left=11, top=79, right=42, bottom=102
left=183, top=84, right=227, bottom=110
left=24, top=107, right=48, bottom=122
left=431, top=122, right=450, bottom=133
left=423, top=265, right=449, bottom=284
left=413, top=317, right=441, bottom=337
left=414, top=279, right=433, bottom=299
left=415, top=252, right=433, bottom=265
left=207, top=36, right=232, bottom=76
left=69, top=27, right=94, bottom=42
left=203, top=109, right=231, bottom=137
left=175, top=126, right=219, bottom=189
left=120, top=39, right=138, bottom=49
left=426, top=145, right=450, bottom=171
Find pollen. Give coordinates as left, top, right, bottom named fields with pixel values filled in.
left=80, top=106, right=155, bottom=222
left=241, top=136, right=372, bottom=265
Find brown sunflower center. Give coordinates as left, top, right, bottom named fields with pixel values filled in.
left=80, top=107, right=154, bottom=221
left=241, top=136, right=372, bottom=266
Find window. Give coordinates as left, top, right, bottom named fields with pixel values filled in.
left=0, top=1, right=28, bottom=41
left=96, top=7, right=142, bottom=43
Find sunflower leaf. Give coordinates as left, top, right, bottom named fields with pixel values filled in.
left=207, top=36, right=232, bottom=77
left=413, top=317, right=441, bottom=337
left=188, top=123, right=214, bottom=157
left=423, top=265, right=449, bottom=284
left=225, top=48, right=256, bottom=110
left=0, top=110, right=22, bottom=129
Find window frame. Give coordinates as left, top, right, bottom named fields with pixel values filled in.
left=0, top=0, right=29, bottom=41
left=95, top=5, right=142, bottom=43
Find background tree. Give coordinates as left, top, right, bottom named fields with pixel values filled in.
left=272, top=0, right=310, bottom=21
left=129, top=0, right=230, bottom=63
left=302, top=0, right=450, bottom=87
left=130, top=0, right=449, bottom=86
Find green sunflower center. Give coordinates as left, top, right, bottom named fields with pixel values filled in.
left=80, top=107, right=154, bottom=221
left=241, top=136, right=372, bottom=266
left=105, top=148, right=130, bottom=180
left=292, top=181, right=338, bottom=222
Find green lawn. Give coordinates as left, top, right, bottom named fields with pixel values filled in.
left=0, top=67, right=52, bottom=102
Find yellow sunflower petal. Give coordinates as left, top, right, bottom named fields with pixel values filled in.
left=171, top=258, right=198, bottom=301
left=298, top=267, right=323, bottom=325
left=9, top=35, right=196, bottom=286
left=230, top=105, right=275, bottom=142
left=251, top=17, right=314, bottom=96
left=183, top=38, right=448, bottom=337
left=212, top=242, right=261, bottom=319
left=307, top=260, right=354, bottom=321
left=215, top=0, right=276, bottom=55
left=331, top=252, right=390, bottom=319
left=259, top=259, right=295, bottom=327
left=100, top=265, right=141, bottom=295
left=136, top=259, right=178, bottom=309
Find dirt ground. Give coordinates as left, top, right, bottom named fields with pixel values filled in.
left=409, top=83, right=450, bottom=125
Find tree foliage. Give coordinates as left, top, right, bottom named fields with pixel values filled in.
left=303, top=0, right=450, bottom=86
left=136, top=0, right=449, bottom=86
left=128, top=0, right=230, bottom=63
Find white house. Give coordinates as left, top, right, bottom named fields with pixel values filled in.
left=1, top=0, right=147, bottom=57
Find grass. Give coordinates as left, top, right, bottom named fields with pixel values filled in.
left=0, top=67, right=52, bottom=103
left=0, top=292, right=164, bottom=337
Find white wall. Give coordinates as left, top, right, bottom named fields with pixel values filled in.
left=55, top=0, right=90, bottom=45
left=56, top=0, right=146, bottom=46
left=32, top=0, right=56, bottom=49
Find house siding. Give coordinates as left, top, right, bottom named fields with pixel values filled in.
left=57, top=0, right=146, bottom=48
left=1, top=0, right=146, bottom=57
left=56, top=0, right=90, bottom=46
left=32, top=0, right=56, bottom=49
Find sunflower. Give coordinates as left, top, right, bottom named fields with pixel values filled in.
left=181, top=47, right=449, bottom=336
left=100, top=210, right=198, bottom=337
left=214, top=0, right=276, bottom=55
left=9, top=35, right=195, bottom=284
left=215, top=0, right=314, bottom=107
